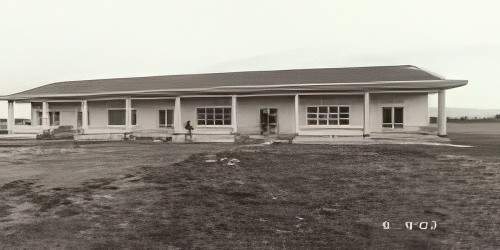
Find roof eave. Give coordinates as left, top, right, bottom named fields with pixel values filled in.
left=0, top=79, right=468, bottom=101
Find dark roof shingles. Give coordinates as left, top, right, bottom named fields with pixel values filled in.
left=8, top=65, right=441, bottom=97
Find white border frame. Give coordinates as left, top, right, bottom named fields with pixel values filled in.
left=380, top=105, right=405, bottom=129
left=195, top=106, right=233, bottom=128
left=33, top=109, right=61, bottom=126
left=157, top=108, right=175, bottom=129
left=258, top=107, right=280, bottom=135
left=106, top=108, right=138, bottom=127
left=305, top=104, right=352, bottom=128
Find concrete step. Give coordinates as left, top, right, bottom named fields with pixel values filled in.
left=191, top=134, right=235, bottom=143
left=75, top=133, right=124, bottom=141
left=292, top=135, right=367, bottom=144
left=0, top=134, right=38, bottom=140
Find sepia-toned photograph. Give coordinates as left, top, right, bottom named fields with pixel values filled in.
left=0, top=1, right=499, bottom=249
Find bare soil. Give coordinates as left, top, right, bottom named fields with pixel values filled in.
left=0, top=125, right=499, bottom=249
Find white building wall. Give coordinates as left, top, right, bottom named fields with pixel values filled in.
left=133, top=99, right=175, bottom=130
left=26, top=92, right=430, bottom=135
left=85, top=99, right=175, bottom=131
left=369, top=93, right=429, bottom=132
left=299, top=95, right=364, bottom=128
left=237, top=96, right=295, bottom=134
left=31, top=102, right=80, bottom=127
left=180, top=97, right=232, bottom=129
left=87, top=100, right=124, bottom=129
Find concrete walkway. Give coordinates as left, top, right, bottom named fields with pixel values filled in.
left=292, top=132, right=472, bottom=147
left=0, top=134, right=37, bottom=140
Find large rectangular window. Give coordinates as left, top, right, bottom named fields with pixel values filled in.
left=108, top=109, right=136, bottom=126
left=306, top=105, right=349, bottom=125
left=197, top=107, right=231, bottom=126
left=382, top=107, right=404, bottom=128
left=108, top=110, right=125, bottom=125
left=37, top=111, right=60, bottom=126
left=159, top=109, right=174, bottom=128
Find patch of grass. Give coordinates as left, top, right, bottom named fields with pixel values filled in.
left=81, top=178, right=115, bottom=189
left=0, top=139, right=498, bottom=249
left=0, top=179, right=37, bottom=196
left=54, top=205, right=83, bottom=217
left=0, top=203, right=13, bottom=217
left=132, top=144, right=500, bottom=249
left=29, top=192, right=72, bottom=212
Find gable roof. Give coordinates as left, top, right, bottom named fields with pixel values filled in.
left=2, top=65, right=467, bottom=100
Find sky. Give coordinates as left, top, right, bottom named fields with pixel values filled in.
left=1, top=0, right=499, bottom=118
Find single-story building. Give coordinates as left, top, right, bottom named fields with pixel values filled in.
left=1, top=65, right=467, bottom=141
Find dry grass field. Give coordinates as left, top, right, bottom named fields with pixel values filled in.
left=0, top=122, right=499, bottom=249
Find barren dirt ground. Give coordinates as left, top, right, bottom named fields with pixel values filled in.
left=0, top=124, right=499, bottom=249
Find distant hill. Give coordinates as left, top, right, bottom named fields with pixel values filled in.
left=429, top=107, right=500, bottom=119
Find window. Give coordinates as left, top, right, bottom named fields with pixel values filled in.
left=77, top=112, right=82, bottom=128
left=131, top=110, right=137, bottom=125
left=108, top=110, right=125, bottom=125
left=306, top=105, right=349, bottom=125
left=108, top=109, right=136, bottom=126
left=159, top=109, right=174, bottom=128
left=51, top=112, right=60, bottom=126
left=382, top=107, right=404, bottom=128
left=77, top=111, right=90, bottom=127
left=37, top=111, right=42, bottom=126
left=197, top=107, right=231, bottom=126
left=37, top=111, right=60, bottom=126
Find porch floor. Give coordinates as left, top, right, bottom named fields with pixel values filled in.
left=293, top=132, right=457, bottom=146
left=0, top=134, right=38, bottom=140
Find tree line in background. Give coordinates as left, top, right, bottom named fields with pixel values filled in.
left=430, top=114, right=500, bottom=124
left=453, top=114, right=500, bottom=121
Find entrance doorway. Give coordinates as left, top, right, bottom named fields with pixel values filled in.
left=77, top=112, right=82, bottom=128
left=382, top=107, right=404, bottom=128
left=260, top=108, right=278, bottom=135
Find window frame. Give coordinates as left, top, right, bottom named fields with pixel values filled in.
left=196, top=106, right=232, bottom=127
left=50, top=111, right=60, bottom=126
left=158, top=109, right=174, bottom=128
left=382, top=106, right=404, bottom=129
left=107, top=108, right=137, bottom=127
left=306, top=105, right=351, bottom=127
left=37, top=111, right=42, bottom=126
left=36, top=111, right=60, bottom=126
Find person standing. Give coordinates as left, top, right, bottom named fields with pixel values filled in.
left=184, top=120, right=194, bottom=141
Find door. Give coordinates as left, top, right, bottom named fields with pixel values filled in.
left=382, top=107, right=404, bottom=128
left=158, top=109, right=174, bottom=128
left=77, top=112, right=82, bottom=128
left=260, top=108, right=278, bottom=135
left=49, top=111, right=60, bottom=126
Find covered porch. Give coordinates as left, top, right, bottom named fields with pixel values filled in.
left=4, top=89, right=449, bottom=141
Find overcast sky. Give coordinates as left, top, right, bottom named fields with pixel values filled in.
left=1, top=0, right=499, bottom=118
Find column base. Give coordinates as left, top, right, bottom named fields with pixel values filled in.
left=437, top=134, right=448, bottom=137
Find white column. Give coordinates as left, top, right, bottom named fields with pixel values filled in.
left=125, top=98, right=132, bottom=132
left=231, top=95, right=237, bottom=134
left=438, top=90, right=447, bottom=136
left=7, top=100, right=14, bottom=134
left=174, top=97, right=182, bottom=133
left=363, top=92, right=370, bottom=137
left=294, top=94, right=300, bottom=134
left=81, top=100, right=88, bottom=131
left=31, top=104, right=37, bottom=126
left=42, top=101, right=49, bottom=129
